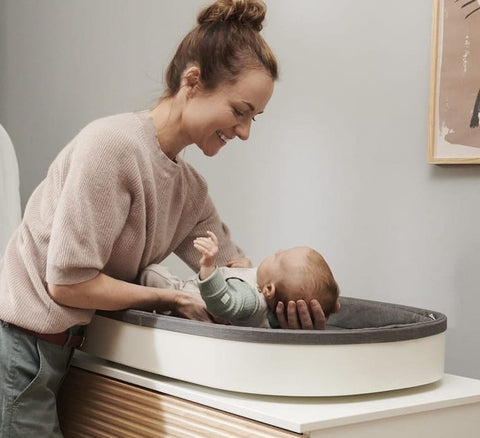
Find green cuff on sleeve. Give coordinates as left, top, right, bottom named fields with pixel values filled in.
left=197, top=267, right=226, bottom=295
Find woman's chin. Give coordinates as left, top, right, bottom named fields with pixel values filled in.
left=200, top=145, right=221, bottom=157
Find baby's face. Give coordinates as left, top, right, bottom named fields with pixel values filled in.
left=257, top=247, right=310, bottom=295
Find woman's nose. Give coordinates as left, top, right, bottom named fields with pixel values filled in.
left=234, top=119, right=251, bottom=141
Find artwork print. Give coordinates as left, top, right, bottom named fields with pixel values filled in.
left=429, top=0, right=480, bottom=163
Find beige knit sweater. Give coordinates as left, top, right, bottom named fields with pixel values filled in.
left=0, top=111, right=243, bottom=333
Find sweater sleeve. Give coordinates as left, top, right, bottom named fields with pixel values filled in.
left=46, top=125, right=135, bottom=285
left=197, top=268, right=259, bottom=320
left=174, top=194, right=245, bottom=271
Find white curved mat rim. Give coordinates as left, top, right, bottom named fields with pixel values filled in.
left=82, top=315, right=445, bottom=396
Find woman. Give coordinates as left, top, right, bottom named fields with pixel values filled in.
left=0, top=0, right=324, bottom=436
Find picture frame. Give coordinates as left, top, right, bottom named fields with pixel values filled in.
left=428, top=0, right=480, bottom=164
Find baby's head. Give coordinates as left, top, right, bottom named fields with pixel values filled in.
left=256, top=247, right=339, bottom=318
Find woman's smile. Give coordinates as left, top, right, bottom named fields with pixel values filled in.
left=216, top=130, right=230, bottom=146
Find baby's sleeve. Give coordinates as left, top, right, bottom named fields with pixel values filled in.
left=197, top=268, right=259, bottom=320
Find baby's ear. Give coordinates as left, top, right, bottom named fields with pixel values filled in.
left=261, top=283, right=276, bottom=300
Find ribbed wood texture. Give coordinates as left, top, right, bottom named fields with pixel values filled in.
left=58, top=367, right=302, bottom=438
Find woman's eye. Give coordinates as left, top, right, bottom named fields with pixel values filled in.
left=234, top=107, right=256, bottom=121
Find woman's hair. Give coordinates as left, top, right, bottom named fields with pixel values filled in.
left=164, top=0, right=278, bottom=96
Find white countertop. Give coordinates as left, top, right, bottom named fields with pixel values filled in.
left=72, top=351, right=480, bottom=434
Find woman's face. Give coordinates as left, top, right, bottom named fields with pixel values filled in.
left=183, top=69, right=274, bottom=156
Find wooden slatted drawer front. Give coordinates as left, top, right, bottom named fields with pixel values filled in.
left=58, top=367, right=302, bottom=438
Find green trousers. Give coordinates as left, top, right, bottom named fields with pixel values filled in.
left=0, top=321, right=75, bottom=437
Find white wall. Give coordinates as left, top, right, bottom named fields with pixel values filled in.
left=1, top=0, right=479, bottom=380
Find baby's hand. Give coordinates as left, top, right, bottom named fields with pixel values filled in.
left=193, top=231, right=219, bottom=269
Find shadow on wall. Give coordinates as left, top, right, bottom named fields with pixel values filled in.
left=445, top=243, right=480, bottom=376
left=430, top=163, right=480, bottom=180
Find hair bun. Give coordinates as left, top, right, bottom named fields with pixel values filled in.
left=197, top=0, right=267, bottom=32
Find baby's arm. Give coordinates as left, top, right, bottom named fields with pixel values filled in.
left=198, top=271, right=259, bottom=321
left=194, top=231, right=259, bottom=322
left=194, top=231, right=219, bottom=280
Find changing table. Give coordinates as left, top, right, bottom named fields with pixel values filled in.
left=58, top=351, right=480, bottom=437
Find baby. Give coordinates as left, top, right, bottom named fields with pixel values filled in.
left=140, top=231, right=340, bottom=328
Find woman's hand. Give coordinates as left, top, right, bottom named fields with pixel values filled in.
left=226, top=257, right=253, bottom=268
left=173, top=290, right=232, bottom=324
left=172, top=290, right=214, bottom=322
left=275, top=299, right=326, bottom=330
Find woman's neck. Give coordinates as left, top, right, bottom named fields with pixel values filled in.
left=150, top=96, right=190, bottom=160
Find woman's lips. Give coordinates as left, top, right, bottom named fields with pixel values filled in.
left=216, top=130, right=230, bottom=145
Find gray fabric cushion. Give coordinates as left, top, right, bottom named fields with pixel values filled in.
left=327, top=296, right=438, bottom=329
left=96, top=296, right=446, bottom=345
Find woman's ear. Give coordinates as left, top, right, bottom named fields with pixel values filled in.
left=182, top=66, right=201, bottom=97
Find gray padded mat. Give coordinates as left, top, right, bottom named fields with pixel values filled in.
left=96, top=296, right=446, bottom=345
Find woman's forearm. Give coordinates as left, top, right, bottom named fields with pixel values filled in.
left=47, top=272, right=179, bottom=312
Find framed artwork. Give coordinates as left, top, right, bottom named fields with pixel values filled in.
left=428, top=0, right=480, bottom=163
